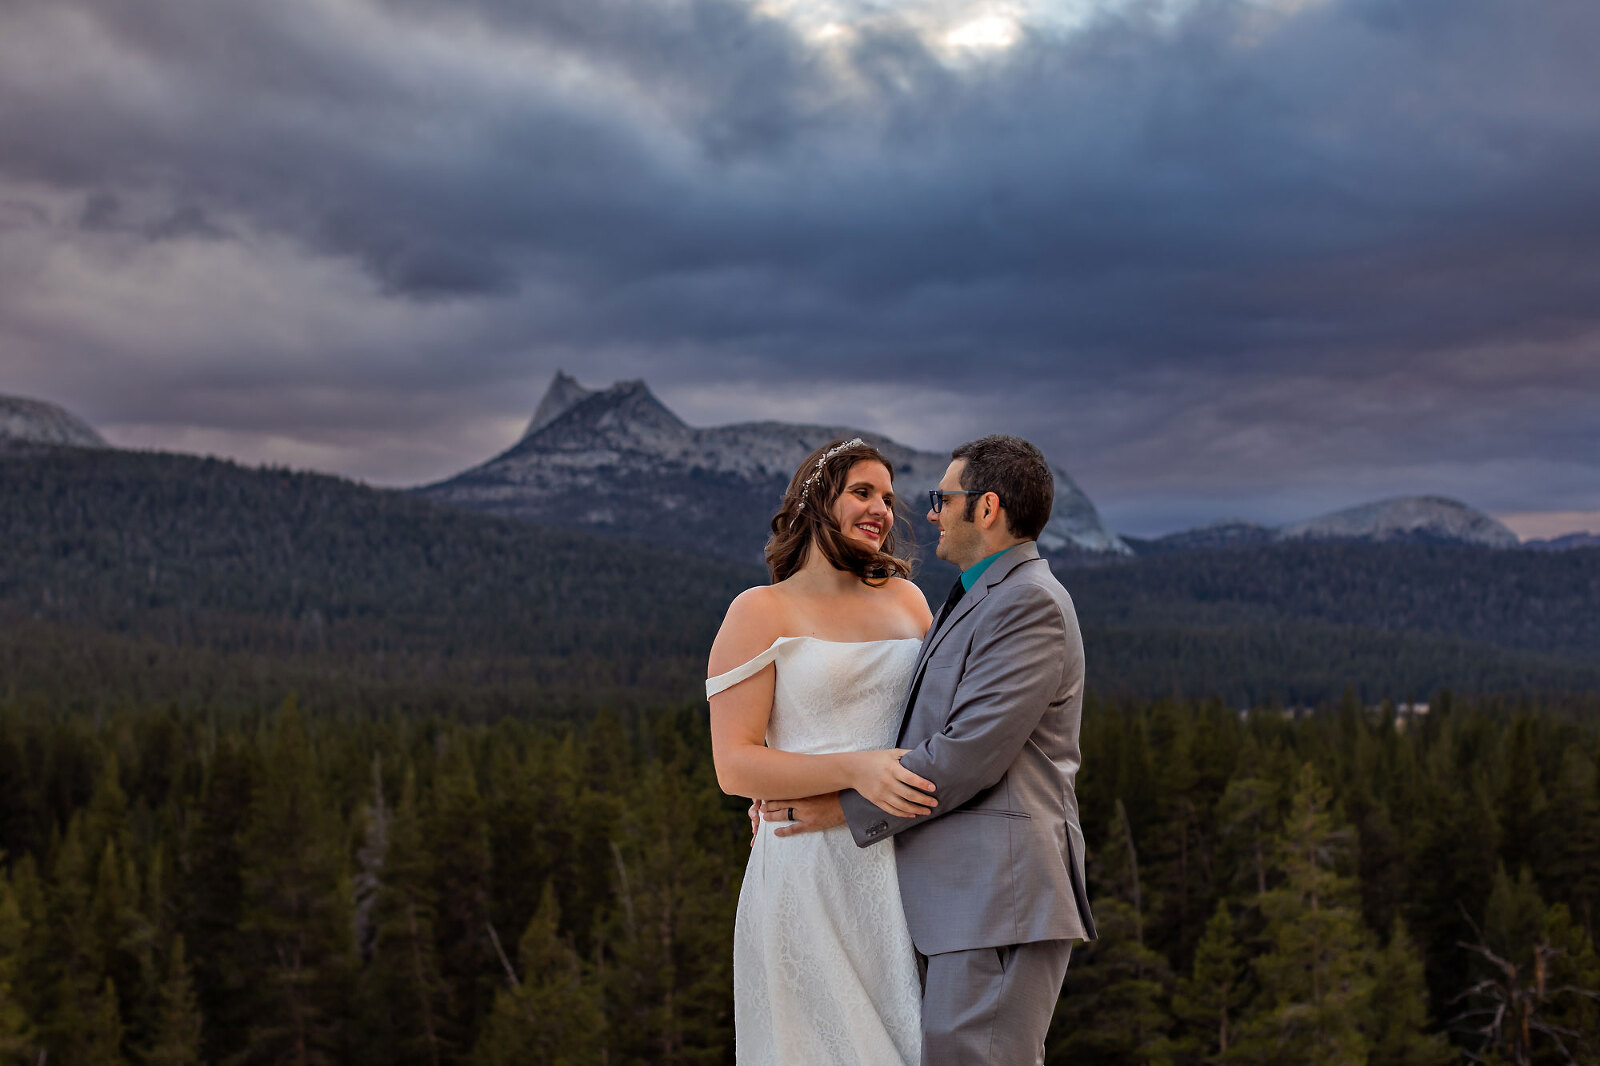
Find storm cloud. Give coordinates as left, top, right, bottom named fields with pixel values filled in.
left=1, top=0, right=1596, bottom=534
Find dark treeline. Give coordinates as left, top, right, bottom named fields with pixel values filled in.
left=1057, top=543, right=1600, bottom=706
left=6, top=448, right=1600, bottom=711
left=0, top=448, right=762, bottom=710
left=1061, top=542, right=1600, bottom=660
left=2, top=694, right=1597, bottom=1065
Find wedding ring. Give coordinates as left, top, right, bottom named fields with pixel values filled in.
left=788, top=807, right=796, bottom=821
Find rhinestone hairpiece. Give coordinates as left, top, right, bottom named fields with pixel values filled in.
left=791, top=437, right=866, bottom=526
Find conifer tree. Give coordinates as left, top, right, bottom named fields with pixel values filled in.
left=0, top=873, right=36, bottom=1061
left=358, top=765, right=451, bottom=1066
left=1348, top=786, right=1405, bottom=938
left=1115, top=718, right=1160, bottom=833
left=1216, top=751, right=1282, bottom=899
left=1234, top=764, right=1374, bottom=1066
left=85, top=977, right=128, bottom=1066
left=1455, top=868, right=1600, bottom=1064
left=1495, top=717, right=1550, bottom=883
left=1150, top=707, right=1205, bottom=954
left=474, top=882, right=604, bottom=1066
left=236, top=702, right=354, bottom=1064
left=1049, top=801, right=1174, bottom=1065
left=425, top=743, right=493, bottom=1056
left=44, top=814, right=106, bottom=1059
left=146, top=935, right=203, bottom=1066
left=91, top=837, right=154, bottom=1052
left=5, top=853, right=47, bottom=1034
left=1484, top=865, right=1545, bottom=968
left=84, top=752, right=132, bottom=872
left=600, top=760, right=735, bottom=1066
left=484, top=737, right=560, bottom=964
left=562, top=726, right=629, bottom=957
left=1169, top=900, right=1246, bottom=1063
left=1537, top=903, right=1600, bottom=1064
left=1408, top=751, right=1498, bottom=1006
left=1546, top=746, right=1600, bottom=942
left=179, top=731, right=254, bottom=1064
left=1366, top=917, right=1453, bottom=1066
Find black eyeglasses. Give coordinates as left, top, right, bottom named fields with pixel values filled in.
left=928, top=489, right=1000, bottom=514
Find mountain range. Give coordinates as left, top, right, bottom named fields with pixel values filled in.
left=416, top=373, right=1130, bottom=564
left=1132, top=497, right=1522, bottom=554
left=3, top=383, right=1589, bottom=559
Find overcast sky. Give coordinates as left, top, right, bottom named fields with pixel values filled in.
left=2, top=0, right=1597, bottom=537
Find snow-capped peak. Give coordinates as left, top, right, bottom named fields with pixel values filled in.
left=421, top=373, right=1130, bottom=561
left=1277, top=496, right=1519, bottom=548
left=0, top=395, right=108, bottom=449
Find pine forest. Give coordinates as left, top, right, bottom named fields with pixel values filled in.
left=2, top=449, right=1599, bottom=1063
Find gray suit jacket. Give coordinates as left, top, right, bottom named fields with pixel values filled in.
left=841, top=542, right=1096, bottom=956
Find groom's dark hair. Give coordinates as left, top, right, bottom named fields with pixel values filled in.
left=951, top=435, right=1054, bottom=541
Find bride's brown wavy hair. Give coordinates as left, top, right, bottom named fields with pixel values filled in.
left=765, top=439, right=915, bottom=586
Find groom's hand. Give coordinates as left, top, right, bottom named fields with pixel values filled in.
left=761, top=794, right=845, bottom=836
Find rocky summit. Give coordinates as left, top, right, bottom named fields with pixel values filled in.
left=0, top=395, right=107, bottom=449
left=416, top=372, right=1130, bottom=565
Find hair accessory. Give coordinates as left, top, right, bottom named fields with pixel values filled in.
left=791, top=437, right=866, bottom=526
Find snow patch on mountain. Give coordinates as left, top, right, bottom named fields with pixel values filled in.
left=1278, top=496, right=1520, bottom=548
left=420, top=373, right=1130, bottom=561
left=0, top=395, right=108, bottom=448
left=1140, top=497, right=1528, bottom=553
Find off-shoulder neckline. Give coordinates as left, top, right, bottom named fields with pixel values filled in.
left=705, top=634, right=922, bottom=697
left=765, top=634, right=923, bottom=648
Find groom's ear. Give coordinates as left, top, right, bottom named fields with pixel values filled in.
left=974, top=492, right=1004, bottom=531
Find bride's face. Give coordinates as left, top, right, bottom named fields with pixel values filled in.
left=830, top=460, right=894, bottom=551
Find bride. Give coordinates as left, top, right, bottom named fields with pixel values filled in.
left=706, top=438, right=936, bottom=1065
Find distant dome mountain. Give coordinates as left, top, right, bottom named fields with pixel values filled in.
left=0, top=395, right=107, bottom=449
left=1142, top=496, right=1521, bottom=553
left=1279, top=496, right=1520, bottom=548
left=417, top=373, right=1130, bottom=565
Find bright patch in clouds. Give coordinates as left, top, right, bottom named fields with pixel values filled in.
left=760, top=0, right=1335, bottom=49
left=945, top=14, right=1020, bottom=49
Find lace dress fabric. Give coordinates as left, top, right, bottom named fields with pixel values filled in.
left=707, top=636, right=923, bottom=1066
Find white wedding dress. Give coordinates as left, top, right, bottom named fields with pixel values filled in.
left=706, top=635, right=924, bottom=1066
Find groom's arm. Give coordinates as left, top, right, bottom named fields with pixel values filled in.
left=840, top=583, right=1079, bottom=847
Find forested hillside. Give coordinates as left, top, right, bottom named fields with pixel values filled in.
left=1060, top=542, right=1600, bottom=657
left=1, top=696, right=1595, bottom=1064
left=1058, top=543, right=1600, bottom=705
left=5, top=448, right=1599, bottom=710
left=0, top=448, right=761, bottom=713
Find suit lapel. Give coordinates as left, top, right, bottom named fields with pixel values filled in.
left=896, top=542, right=1044, bottom=733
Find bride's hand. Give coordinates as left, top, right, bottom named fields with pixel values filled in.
left=850, top=749, right=937, bottom=819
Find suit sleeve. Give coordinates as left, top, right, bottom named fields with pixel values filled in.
left=841, top=583, right=1076, bottom=847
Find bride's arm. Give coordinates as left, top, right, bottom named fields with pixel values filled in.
left=707, top=591, right=936, bottom=818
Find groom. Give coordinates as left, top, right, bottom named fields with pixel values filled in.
left=767, top=434, right=1096, bottom=1065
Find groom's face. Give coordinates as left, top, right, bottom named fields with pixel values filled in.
left=930, top=460, right=985, bottom=569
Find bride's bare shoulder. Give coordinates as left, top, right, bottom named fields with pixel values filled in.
left=708, top=585, right=786, bottom=675
left=722, top=583, right=785, bottom=623
left=884, top=576, right=934, bottom=628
